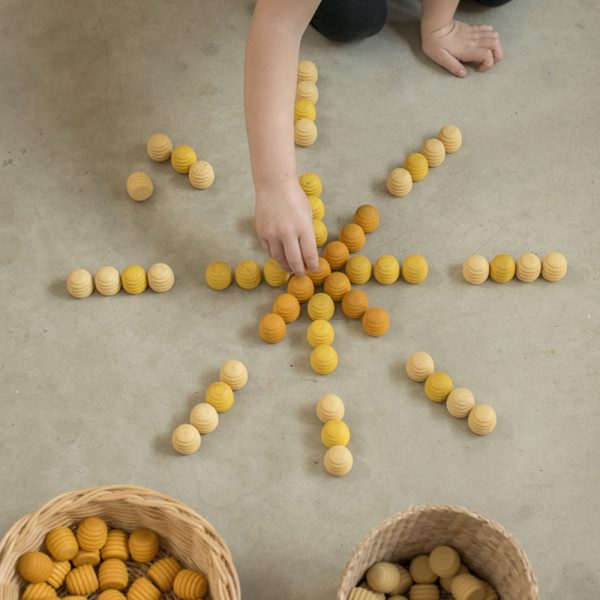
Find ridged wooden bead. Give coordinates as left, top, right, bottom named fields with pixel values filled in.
left=362, top=307, right=390, bottom=337
left=339, top=223, right=366, bottom=253
left=188, top=161, right=215, bottom=189
left=308, top=195, right=325, bottom=220
left=346, top=256, right=372, bottom=284
left=296, top=80, right=319, bottom=104
left=127, top=577, right=161, bottom=600
left=190, top=403, right=219, bottom=434
left=121, top=265, right=147, bottom=295
left=353, top=204, right=380, bottom=233
left=101, top=530, right=129, bottom=561
left=366, top=562, right=403, bottom=594
left=46, top=561, right=71, bottom=588
left=316, top=394, right=345, bottom=423
left=424, top=371, right=453, bottom=402
left=320, top=419, right=350, bottom=447
left=172, top=569, right=208, bottom=600
left=299, top=172, right=322, bottom=196
left=22, top=583, right=57, bottom=600
left=438, top=124, right=462, bottom=153
left=463, top=255, right=489, bottom=285
left=389, top=565, right=413, bottom=595
left=468, top=404, right=497, bottom=435
left=323, top=445, right=353, bottom=477
left=409, top=584, right=439, bottom=600
left=263, top=258, right=290, bottom=287
left=516, top=252, right=541, bottom=282
left=310, top=344, right=338, bottom=375
left=402, top=255, right=429, bottom=284
left=235, top=259, right=262, bottom=289
left=98, top=559, right=128, bottom=590
left=171, top=145, right=197, bottom=174
left=205, top=381, right=235, bottom=413
left=348, top=588, right=384, bottom=600
left=306, top=320, right=335, bottom=347
left=490, top=254, right=515, bottom=283
left=542, top=252, right=567, bottom=281
left=409, top=556, right=437, bottom=584
left=404, top=153, right=429, bottom=182
left=66, top=565, right=99, bottom=595
left=451, top=574, right=485, bottom=600
left=72, top=550, right=100, bottom=567
left=98, top=591, right=126, bottom=600
left=219, top=359, right=248, bottom=390
left=129, top=528, right=159, bottom=562
left=323, top=241, right=350, bottom=270
left=205, top=261, right=232, bottom=290
left=63, top=596, right=88, bottom=600
left=386, top=168, right=413, bottom=197
left=147, top=262, right=174, bottom=293
left=374, top=255, right=400, bottom=284
left=94, top=266, right=121, bottom=296
left=324, top=272, right=351, bottom=301
left=45, top=527, right=78, bottom=561
left=313, top=219, right=328, bottom=247
left=341, top=289, right=369, bottom=319
left=421, top=138, right=446, bottom=167
left=307, top=257, right=331, bottom=286
left=126, top=172, right=153, bottom=202
left=429, top=546, right=461, bottom=578
left=146, top=133, right=173, bottom=162
left=406, top=352, right=435, bottom=382
left=287, top=275, right=315, bottom=303
left=481, top=581, right=499, bottom=600
left=297, top=59, right=318, bottom=83
left=440, top=565, right=469, bottom=592
left=294, top=98, right=316, bottom=122
left=294, top=119, right=318, bottom=146
left=258, top=313, right=286, bottom=344
left=67, top=268, right=94, bottom=299
left=17, top=552, right=53, bottom=583
left=172, top=424, right=201, bottom=454
left=307, top=293, right=335, bottom=320
left=77, top=517, right=107, bottom=551
left=272, top=293, right=301, bottom=323
left=446, top=388, right=475, bottom=418
left=147, top=557, right=182, bottom=592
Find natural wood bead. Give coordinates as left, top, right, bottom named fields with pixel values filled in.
left=323, top=241, right=350, bottom=270
left=101, top=530, right=128, bottom=561
left=258, top=313, right=286, bottom=344
left=147, top=557, right=182, bottom=592
left=463, top=255, right=489, bottom=285
left=366, top=562, right=402, bottom=594
left=66, top=565, right=99, bottom=595
left=489, top=254, right=515, bottom=283
left=429, top=546, right=461, bottom=578
left=541, top=251, right=567, bottom=282
left=468, top=404, right=497, bottom=435
left=339, top=223, right=366, bottom=253
left=306, top=320, right=335, bottom=348
left=219, top=359, right=248, bottom=390
left=401, top=255, right=428, bottom=284
left=346, top=255, right=372, bottom=285
left=146, top=133, right=172, bottom=162
left=188, top=160, right=215, bottom=189
left=386, top=167, right=413, bottom=197
left=263, top=258, right=290, bottom=287
left=424, top=371, right=453, bottom=402
left=516, top=252, right=541, bottom=282
left=440, top=564, right=469, bottom=592
left=389, top=565, right=413, bottom=595
left=173, top=569, right=208, bottom=600
left=324, top=272, right=351, bottom=302
left=406, top=352, right=435, bottom=382
left=294, top=98, right=316, bottom=122
left=438, top=124, right=462, bottom=153
left=313, top=219, right=328, bottom=247
left=46, top=561, right=71, bottom=588
left=98, top=559, right=128, bottom=590
left=205, top=261, right=232, bottom=290
left=348, top=588, right=384, bottom=600
left=299, top=172, right=322, bottom=196
left=316, top=394, right=345, bottom=423
left=296, top=80, right=319, bottom=104
left=147, top=262, right=174, bottom=293
left=451, top=573, right=485, bottom=600
left=94, top=266, right=121, bottom=296
left=297, top=59, right=318, bottom=83
left=17, top=553, right=53, bottom=583
left=121, top=265, right=147, bottom=295
left=421, top=138, right=446, bottom=167
left=404, top=153, right=429, bottom=182
left=307, top=292, right=335, bottom=321
left=374, top=255, right=400, bottom=285
left=409, top=584, right=439, bottom=600
left=307, top=257, right=331, bottom=286
left=323, top=445, right=353, bottom=477
left=171, top=424, right=201, bottom=455
left=235, top=259, right=262, bottom=289
left=446, top=388, right=475, bottom=418
left=189, top=403, right=219, bottom=434
left=362, top=307, right=390, bottom=337
left=353, top=204, right=380, bottom=233
left=67, top=268, right=94, bottom=299
left=272, top=293, right=301, bottom=323
left=127, top=577, right=161, bottom=600
left=77, top=517, right=107, bottom=552
left=171, top=145, right=197, bottom=174
left=287, top=275, right=315, bottom=303
left=320, top=419, right=350, bottom=447
left=205, top=381, right=235, bottom=413
left=294, top=119, right=318, bottom=146
left=409, top=555, right=437, bottom=584
left=45, top=527, right=78, bottom=562
left=341, top=289, right=369, bottom=319
left=128, top=528, right=159, bottom=562
left=126, top=172, right=153, bottom=202
left=481, top=581, right=499, bottom=600
left=310, top=344, right=338, bottom=375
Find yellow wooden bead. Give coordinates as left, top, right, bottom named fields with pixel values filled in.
left=366, top=562, right=404, bottom=594
left=489, top=254, right=515, bottom=283
left=451, top=574, right=485, bottom=600
left=429, top=546, right=461, bottom=578
left=272, top=293, right=301, bottom=323
left=307, top=293, right=335, bottom=320
left=341, top=289, right=369, bottom=319
left=339, top=223, right=366, bottom=253
left=424, top=371, right=453, bottom=402
left=258, top=313, right=287, bottom=344
left=147, top=262, right=174, bottom=293
left=98, top=559, right=128, bottom=590
left=306, top=320, right=334, bottom=347
left=147, top=557, right=182, bottom=593
left=323, top=241, right=350, bottom=270
left=402, top=255, right=429, bottom=284
left=313, top=219, right=328, bottom=247
left=126, top=172, right=153, bottom=202
left=387, top=168, right=413, bottom=197
left=171, top=424, right=201, bottom=455
left=127, top=577, right=161, bottom=600
left=45, top=527, right=79, bottom=562
left=316, top=394, right=345, bottom=423
left=320, top=419, right=349, bottom=447
left=77, top=517, right=107, bottom=552
left=173, top=570, right=208, bottom=600
left=353, top=204, right=380, bottom=233
left=323, top=272, right=351, bottom=301
left=46, top=561, right=71, bottom=588
left=374, top=255, right=400, bottom=284
left=95, top=266, right=121, bottom=296
left=406, top=352, right=434, bottom=382
left=346, top=255, right=372, bottom=285
left=438, top=124, right=462, bottom=153
left=294, top=98, right=316, bottom=122
left=287, top=275, right=315, bottom=303
left=421, top=138, right=446, bottom=167
left=297, top=59, right=318, bottom=83
left=307, top=257, right=331, bottom=286
left=101, top=530, right=129, bottom=561
left=128, top=528, right=159, bottom=562
left=541, top=251, right=567, bottom=282
left=71, top=550, right=100, bottom=567
left=348, top=587, right=384, bottom=600
left=362, top=307, right=390, bottom=337
left=66, top=565, right=99, bottom=596
left=67, top=268, right=94, bottom=299
left=17, top=552, right=53, bottom=583
left=205, top=261, right=232, bottom=290
left=189, top=160, right=215, bottom=189
left=171, top=145, right=197, bottom=174
left=440, top=565, right=469, bottom=593
left=516, top=252, right=541, bottom=282
left=98, top=591, right=126, bottom=600
left=307, top=195, right=325, bottom=220
left=146, top=133, right=173, bottom=162
left=311, top=344, right=338, bottom=375
left=409, top=555, right=437, bottom=584
left=296, top=80, right=319, bottom=104
left=294, top=119, right=318, bottom=146
left=409, top=584, right=439, bottom=600
left=323, top=445, right=353, bottom=477
left=299, top=172, right=322, bottom=196
left=404, top=153, right=429, bottom=182
left=205, top=381, right=235, bottom=413
left=22, top=583, right=57, bottom=600
left=263, top=258, right=290, bottom=287
left=462, top=255, right=489, bottom=285
left=121, top=265, right=147, bottom=295
left=235, top=259, right=262, bottom=289
left=468, top=404, right=497, bottom=435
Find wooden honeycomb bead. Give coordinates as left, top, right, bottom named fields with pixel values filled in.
left=188, top=160, right=215, bottom=189
left=481, top=581, right=499, bottom=600
left=77, top=517, right=107, bottom=552
left=406, top=352, right=435, bottom=382
left=67, top=269, right=93, bottom=299
left=446, top=388, right=475, bottom=418
left=71, top=550, right=100, bottom=567
left=127, top=577, right=161, bottom=600
left=147, top=557, right=182, bottom=592
left=489, top=254, right=515, bottom=283
left=46, top=561, right=71, bottom=588
left=339, top=223, right=366, bottom=253
left=172, top=424, right=201, bottom=455
left=306, top=320, right=335, bottom=347
left=323, top=241, right=350, bottom=270
left=294, top=98, right=316, bottom=122
left=147, top=262, right=174, bottom=293
left=258, top=313, right=286, bottom=344
left=424, top=371, right=453, bottom=402
left=190, top=403, right=219, bottom=434
left=62, top=596, right=87, bottom=600
left=172, top=569, right=208, bottom=600
left=294, top=119, right=318, bottom=146
left=296, top=80, right=319, bottom=104
left=45, top=527, right=78, bottom=562
left=451, top=574, right=485, bottom=600
left=299, top=172, right=322, bottom=197
left=468, top=404, right=497, bottom=435
left=516, top=252, right=541, bottom=282
left=341, top=289, right=369, bottom=319
left=22, top=583, right=57, bottom=600
left=438, top=124, right=462, bottom=153
left=374, top=255, right=400, bottom=285
left=402, top=255, right=428, bottom=284
left=235, top=259, right=262, bottom=289
left=386, top=167, right=413, bottom=197
left=362, top=307, right=390, bottom=337
left=263, top=258, right=290, bottom=287
left=307, top=292, right=335, bottom=320
left=409, top=584, right=439, bottom=600
left=128, top=528, right=159, bottom=562
left=308, top=194, right=325, bottom=220
left=346, top=256, right=372, bottom=285
left=98, top=591, right=126, bottom=600
left=310, top=344, right=338, bottom=375
left=421, top=138, right=446, bottom=167
left=307, top=257, right=331, bottom=286
left=17, top=552, right=53, bottom=583
left=313, top=219, right=328, bottom=247
left=316, top=394, right=345, bottom=423
left=353, top=204, right=380, bottom=233
left=101, top=530, right=129, bottom=561
left=348, top=588, right=384, bottom=600
left=320, top=419, right=350, bottom=447
left=409, top=555, right=437, bottom=584
left=205, top=381, right=235, bottom=413
left=429, top=546, right=461, bottom=578
left=205, top=261, right=232, bottom=290
left=297, top=59, right=318, bottom=83
left=94, top=266, right=121, bottom=296
left=323, top=445, right=353, bottom=477
left=287, top=275, right=315, bottom=303
left=542, top=252, right=567, bottom=282
left=324, top=272, right=351, bottom=301
left=171, top=145, right=197, bottom=174
left=366, top=562, right=403, bottom=594
left=389, top=565, right=413, bottom=595
left=126, top=172, right=153, bottom=202
left=404, top=153, right=429, bottom=182
left=66, top=565, right=99, bottom=595
left=463, top=255, right=489, bottom=285
left=272, top=293, right=301, bottom=323
left=440, top=565, right=469, bottom=592
left=146, top=133, right=173, bottom=162
left=219, top=359, right=248, bottom=390
left=98, top=559, right=128, bottom=590
left=121, top=265, right=147, bottom=295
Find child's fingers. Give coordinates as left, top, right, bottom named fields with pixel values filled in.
left=474, top=47, right=495, bottom=71
left=300, top=230, right=319, bottom=273
left=270, top=240, right=292, bottom=273
left=283, top=237, right=306, bottom=276
left=473, top=24, right=495, bottom=32
left=434, top=48, right=467, bottom=78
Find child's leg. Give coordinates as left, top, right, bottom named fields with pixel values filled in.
left=475, top=0, right=512, bottom=6
left=311, top=0, right=388, bottom=43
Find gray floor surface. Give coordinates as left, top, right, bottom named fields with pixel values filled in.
left=1, top=0, right=599, bottom=598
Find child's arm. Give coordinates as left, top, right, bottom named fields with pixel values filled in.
left=421, top=0, right=503, bottom=77
left=245, top=0, right=321, bottom=276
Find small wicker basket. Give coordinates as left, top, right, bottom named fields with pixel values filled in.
left=0, top=485, right=240, bottom=600
left=337, top=504, right=538, bottom=600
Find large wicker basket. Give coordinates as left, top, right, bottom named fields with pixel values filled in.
left=337, top=505, right=538, bottom=599
left=0, top=485, right=240, bottom=600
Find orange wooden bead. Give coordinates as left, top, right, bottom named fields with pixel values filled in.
left=287, top=275, right=315, bottom=303
left=362, top=307, right=390, bottom=337
left=339, top=223, right=366, bottom=253
left=323, top=241, right=350, bottom=270
left=307, top=257, right=331, bottom=286
left=341, top=289, right=369, bottom=319
left=323, top=272, right=352, bottom=302
left=272, top=293, right=301, bottom=323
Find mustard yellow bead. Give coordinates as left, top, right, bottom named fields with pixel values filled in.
left=205, top=381, right=235, bottom=413
left=310, top=344, right=339, bottom=375
left=127, top=577, right=161, bottom=600
left=401, top=255, right=429, bottom=284
left=258, top=313, right=287, bottom=344
left=421, top=138, right=446, bottom=167
left=353, top=204, right=380, bottom=233
left=299, top=172, right=322, bottom=196
left=77, top=517, right=107, bottom=552
left=128, top=528, right=159, bottom=563
left=272, top=293, right=301, bottom=323
left=172, top=569, right=208, bottom=600
left=404, top=153, right=429, bottom=182
left=66, top=565, right=98, bottom=596
left=307, top=194, right=325, bottom=220
left=306, top=320, right=334, bottom=347
left=321, top=419, right=350, bottom=447
left=45, top=527, right=78, bottom=562
left=489, top=254, right=516, bottom=283
left=98, top=591, right=126, bottom=600
left=345, top=255, right=372, bottom=285
left=46, top=561, right=71, bottom=588
left=101, top=530, right=129, bottom=561
left=263, top=258, right=290, bottom=287
left=424, top=371, right=453, bottom=402
left=17, top=552, right=53, bottom=584
left=323, top=272, right=351, bottom=301
left=171, top=145, right=197, bottom=174
left=374, top=255, right=400, bottom=284
left=294, top=98, right=316, bottom=122
left=22, top=583, right=57, bottom=600
left=98, top=559, right=128, bottom=590
left=205, top=261, right=232, bottom=290
left=307, top=292, right=335, bottom=320
left=147, top=557, right=182, bottom=592
left=235, top=259, right=262, bottom=289
left=121, top=265, right=147, bottom=295
left=71, top=551, right=100, bottom=567
left=307, top=256, right=331, bottom=286
left=438, top=124, right=462, bottom=153
left=313, top=219, right=328, bottom=247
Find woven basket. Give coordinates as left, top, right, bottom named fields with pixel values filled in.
left=0, top=485, right=240, bottom=600
left=337, top=505, right=538, bottom=599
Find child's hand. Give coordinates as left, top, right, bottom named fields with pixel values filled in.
left=255, top=180, right=319, bottom=276
left=421, top=20, right=503, bottom=77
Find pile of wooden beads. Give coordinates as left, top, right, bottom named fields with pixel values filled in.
left=386, top=124, right=462, bottom=198
left=295, top=60, right=319, bottom=147
left=316, top=394, right=353, bottom=477
left=405, top=352, right=497, bottom=436
left=171, top=359, right=249, bottom=456
left=66, top=263, right=175, bottom=299
left=463, top=252, right=567, bottom=284
left=350, top=546, right=498, bottom=600
left=16, top=517, right=209, bottom=600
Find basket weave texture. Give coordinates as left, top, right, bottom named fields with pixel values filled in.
left=0, top=485, right=240, bottom=600
left=337, top=504, right=538, bottom=600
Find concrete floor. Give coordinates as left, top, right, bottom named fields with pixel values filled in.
left=1, top=0, right=599, bottom=597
